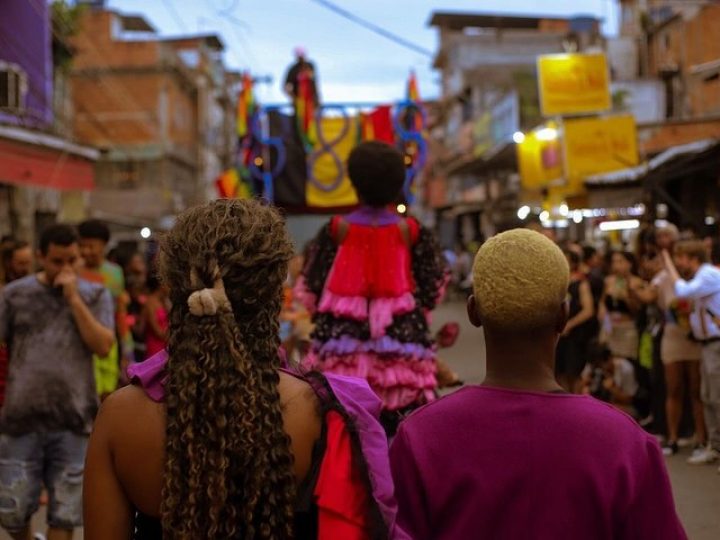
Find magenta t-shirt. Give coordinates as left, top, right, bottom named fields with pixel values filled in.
left=390, top=386, right=687, bottom=540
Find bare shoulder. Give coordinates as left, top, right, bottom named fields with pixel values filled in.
left=101, top=384, right=161, bottom=416
left=277, top=371, right=322, bottom=474
left=278, top=371, right=319, bottom=411
left=95, top=385, right=166, bottom=444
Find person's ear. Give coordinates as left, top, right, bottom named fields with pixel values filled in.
left=556, top=300, right=569, bottom=334
left=467, top=295, right=482, bottom=328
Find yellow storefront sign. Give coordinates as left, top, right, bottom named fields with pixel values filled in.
left=517, top=130, right=563, bottom=190
left=563, top=114, right=638, bottom=191
left=538, top=53, right=611, bottom=116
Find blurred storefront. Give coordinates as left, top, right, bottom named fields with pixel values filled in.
left=0, top=0, right=98, bottom=244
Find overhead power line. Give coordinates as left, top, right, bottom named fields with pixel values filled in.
left=161, top=0, right=189, bottom=33
left=306, top=0, right=433, bottom=58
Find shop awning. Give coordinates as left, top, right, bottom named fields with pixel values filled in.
left=446, top=142, right=516, bottom=177
left=585, top=139, right=720, bottom=187
left=0, top=126, right=98, bottom=191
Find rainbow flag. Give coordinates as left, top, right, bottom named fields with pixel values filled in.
left=236, top=72, right=255, bottom=138
left=296, top=69, right=317, bottom=149
left=215, top=168, right=251, bottom=199
left=406, top=70, right=423, bottom=132
left=407, top=70, right=420, bottom=102
left=216, top=168, right=239, bottom=198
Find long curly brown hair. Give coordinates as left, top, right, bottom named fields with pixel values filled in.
left=158, top=199, right=296, bottom=539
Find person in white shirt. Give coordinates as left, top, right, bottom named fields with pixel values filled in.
left=632, top=224, right=705, bottom=457
left=663, top=240, right=720, bottom=469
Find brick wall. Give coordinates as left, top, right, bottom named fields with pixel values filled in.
left=649, top=5, right=720, bottom=118
left=638, top=117, right=720, bottom=155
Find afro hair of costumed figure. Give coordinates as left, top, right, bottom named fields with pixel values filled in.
left=347, top=141, right=406, bottom=207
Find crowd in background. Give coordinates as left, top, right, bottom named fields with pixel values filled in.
left=532, top=222, right=720, bottom=465
left=436, top=220, right=720, bottom=466
left=6, top=216, right=716, bottom=458
left=0, top=222, right=169, bottom=404
left=0, top=140, right=695, bottom=538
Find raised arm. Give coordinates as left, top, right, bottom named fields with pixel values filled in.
left=56, top=268, right=114, bottom=357
left=630, top=279, right=658, bottom=305
left=662, top=250, right=720, bottom=299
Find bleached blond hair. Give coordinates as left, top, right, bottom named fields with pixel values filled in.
left=472, top=229, right=569, bottom=332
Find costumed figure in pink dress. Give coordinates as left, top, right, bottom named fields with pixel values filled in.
left=297, top=141, right=448, bottom=434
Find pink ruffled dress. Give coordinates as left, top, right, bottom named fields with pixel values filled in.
left=298, top=207, right=448, bottom=416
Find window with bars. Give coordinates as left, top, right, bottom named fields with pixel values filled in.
left=0, top=63, right=28, bottom=110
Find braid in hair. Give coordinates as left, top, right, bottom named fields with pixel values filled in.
left=159, top=199, right=296, bottom=539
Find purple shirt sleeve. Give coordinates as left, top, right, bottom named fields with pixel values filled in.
left=389, top=425, right=432, bottom=540
left=619, top=438, right=687, bottom=539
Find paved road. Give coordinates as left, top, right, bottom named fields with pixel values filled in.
left=4, top=300, right=718, bottom=539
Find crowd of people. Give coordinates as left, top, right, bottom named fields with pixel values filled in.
left=541, top=223, right=720, bottom=468
left=0, top=222, right=169, bottom=540
left=0, top=141, right=700, bottom=539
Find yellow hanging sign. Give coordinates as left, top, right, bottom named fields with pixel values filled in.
left=563, top=114, right=638, bottom=192
left=537, top=53, right=611, bottom=116
left=517, top=128, right=563, bottom=190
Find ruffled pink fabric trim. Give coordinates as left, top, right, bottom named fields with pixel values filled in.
left=318, top=290, right=416, bottom=338
left=293, top=276, right=317, bottom=313
left=316, top=336, right=434, bottom=361
left=303, top=351, right=436, bottom=410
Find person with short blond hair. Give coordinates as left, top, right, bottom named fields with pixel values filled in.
left=391, top=229, right=686, bottom=540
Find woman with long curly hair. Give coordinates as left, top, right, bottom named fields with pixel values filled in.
left=83, top=199, right=406, bottom=539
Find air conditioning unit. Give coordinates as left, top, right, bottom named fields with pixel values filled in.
left=0, top=63, right=28, bottom=111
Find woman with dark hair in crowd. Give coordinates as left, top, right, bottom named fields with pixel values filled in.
left=556, top=250, right=595, bottom=392
left=297, top=141, right=448, bottom=434
left=599, top=251, right=646, bottom=361
left=142, top=273, right=169, bottom=360
left=84, top=199, right=407, bottom=539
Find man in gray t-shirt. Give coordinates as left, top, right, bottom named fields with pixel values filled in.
left=0, top=225, right=114, bottom=540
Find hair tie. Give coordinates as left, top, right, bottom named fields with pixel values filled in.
left=187, top=268, right=231, bottom=317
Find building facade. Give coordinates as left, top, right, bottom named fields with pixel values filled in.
left=426, top=12, right=602, bottom=245
left=69, top=7, right=236, bottom=235
left=0, top=0, right=98, bottom=245
left=586, top=1, right=720, bottom=232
